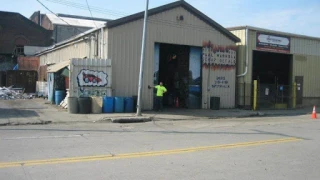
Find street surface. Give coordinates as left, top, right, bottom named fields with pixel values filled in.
left=0, top=115, right=319, bottom=180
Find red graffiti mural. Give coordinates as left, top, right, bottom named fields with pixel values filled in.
left=202, top=41, right=237, bottom=71
left=82, top=72, right=102, bottom=83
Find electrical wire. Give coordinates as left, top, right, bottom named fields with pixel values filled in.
left=42, top=0, right=225, bottom=34
left=85, top=0, right=97, bottom=28
left=36, top=0, right=86, bottom=34
left=44, top=0, right=127, bottom=17
left=38, top=0, right=234, bottom=41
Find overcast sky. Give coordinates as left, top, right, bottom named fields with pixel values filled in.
left=1, top=0, right=319, bottom=37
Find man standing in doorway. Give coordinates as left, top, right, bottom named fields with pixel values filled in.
left=148, top=82, right=167, bottom=111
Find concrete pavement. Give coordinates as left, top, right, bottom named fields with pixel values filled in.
left=0, top=98, right=314, bottom=126
left=0, top=115, right=319, bottom=180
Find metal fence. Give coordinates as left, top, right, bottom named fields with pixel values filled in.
left=236, top=82, right=253, bottom=110
left=257, top=83, right=295, bottom=109
left=236, top=82, right=296, bottom=110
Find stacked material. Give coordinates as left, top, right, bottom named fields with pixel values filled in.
left=0, top=87, right=31, bottom=100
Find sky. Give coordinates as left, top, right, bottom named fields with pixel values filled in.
left=1, top=0, right=319, bottom=37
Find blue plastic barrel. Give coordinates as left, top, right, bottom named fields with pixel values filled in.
left=124, top=97, right=134, bottom=113
left=114, top=97, right=125, bottom=113
left=103, top=96, right=114, bottom=113
left=55, top=90, right=65, bottom=105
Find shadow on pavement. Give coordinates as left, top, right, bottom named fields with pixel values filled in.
left=144, top=107, right=311, bottom=119
left=0, top=128, right=308, bottom=140
left=0, top=108, right=39, bottom=119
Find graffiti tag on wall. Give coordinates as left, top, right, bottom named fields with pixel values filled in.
left=202, top=41, right=236, bottom=71
left=78, top=89, right=109, bottom=97
left=77, top=69, right=108, bottom=87
left=212, top=76, right=230, bottom=88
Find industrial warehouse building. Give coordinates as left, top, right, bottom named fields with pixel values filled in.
left=229, top=26, right=320, bottom=109
left=37, top=1, right=320, bottom=111
left=37, top=1, right=240, bottom=110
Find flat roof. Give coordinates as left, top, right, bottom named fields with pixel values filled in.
left=46, top=14, right=107, bottom=28
left=227, top=25, right=320, bottom=41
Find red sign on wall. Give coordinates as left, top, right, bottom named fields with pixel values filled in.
left=256, top=32, right=291, bottom=53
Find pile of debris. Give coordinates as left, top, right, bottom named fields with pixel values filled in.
left=0, top=86, right=33, bottom=100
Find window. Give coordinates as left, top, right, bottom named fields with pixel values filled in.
left=14, top=45, right=24, bottom=55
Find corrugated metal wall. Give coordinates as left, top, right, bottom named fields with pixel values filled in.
left=290, top=37, right=320, bottom=56
left=230, top=29, right=256, bottom=106
left=70, top=58, right=112, bottom=97
left=108, top=7, right=236, bottom=109
left=202, top=43, right=237, bottom=109
left=39, top=29, right=107, bottom=65
left=291, top=37, right=320, bottom=98
left=231, top=28, right=320, bottom=104
left=39, top=40, right=90, bottom=65
left=292, top=54, right=320, bottom=97
left=230, top=29, right=256, bottom=84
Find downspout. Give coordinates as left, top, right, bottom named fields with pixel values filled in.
left=237, top=26, right=249, bottom=77
left=100, top=27, right=104, bottom=59
left=90, top=34, right=95, bottom=58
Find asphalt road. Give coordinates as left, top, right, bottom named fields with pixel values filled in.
left=0, top=115, right=319, bottom=180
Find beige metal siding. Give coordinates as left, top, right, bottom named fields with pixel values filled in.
left=230, top=29, right=256, bottom=106
left=231, top=27, right=320, bottom=105
left=230, top=29, right=256, bottom=84
left=230, top=30, right=246, bottom=80
left=40, top=40, right=90, bottom=65
left=108, top=7, right=236, bottom=109
left=104, top=29, right=108, bottom=58
left=292, top=54, right=320, bottom=97
left=70, top=58, right=112, bottom=97
left=291, top=37, right=320, bottom=56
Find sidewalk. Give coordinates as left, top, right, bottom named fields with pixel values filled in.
left=0, top=98, right=313, bottom=126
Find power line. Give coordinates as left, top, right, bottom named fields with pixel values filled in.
left=85, top=0, right=97, bottom=28
left=36, top=0, right=95, bottom=36
left=38, top=0, right=223, bottom=38
left=44, top=0, right=127, bottom=18
left=42, top=0, right=221, bottom=32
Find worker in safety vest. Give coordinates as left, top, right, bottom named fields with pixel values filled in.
left=148, top=82, right=167, bottom=111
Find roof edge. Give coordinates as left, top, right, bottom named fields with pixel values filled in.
left=36, top=25, right=104, bottom=56
left=57, top=13, right=111, bottom=22
left=106, top=1, right=240, bottom=42
left=227, top=25, right=320, bottom=41
left=0, top=11, right=52, bottom=33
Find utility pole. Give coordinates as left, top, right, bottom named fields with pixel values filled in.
left=136, top=0, right=149, bottom=116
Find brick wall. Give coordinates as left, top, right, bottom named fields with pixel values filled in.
left=0, top=12, right=53, bottom=55
left=18, top=56, right=40, bottom=71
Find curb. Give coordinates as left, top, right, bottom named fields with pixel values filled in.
left=0, top=121, right=52, bottom=126
left=111, top=117, right=152, bottom=123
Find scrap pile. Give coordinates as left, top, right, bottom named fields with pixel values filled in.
left=0, top=87, right=30, bottom=100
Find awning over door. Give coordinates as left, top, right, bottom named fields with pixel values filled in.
left=47, top=60, right=70, bottom=73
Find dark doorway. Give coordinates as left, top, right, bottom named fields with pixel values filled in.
left=252, top=50, right=293, bottom=109
left=252, top=51, right=292, bottom=85
left=158, top=43, right=190, bottom=108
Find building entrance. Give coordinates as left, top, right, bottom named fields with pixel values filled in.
left=154, top=43, right=202, bottom=109
left=252, top=50, right=293, bottom=109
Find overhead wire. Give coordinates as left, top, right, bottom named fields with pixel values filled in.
left=42, top=0, right=222, bottom=33
left=44, top=0, right=128, bottom=17
left=39, top=0, right=227, bottom=39
left=85, top=0, right=97, bottom=28
left=36, top=0, right=86, bottom=34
